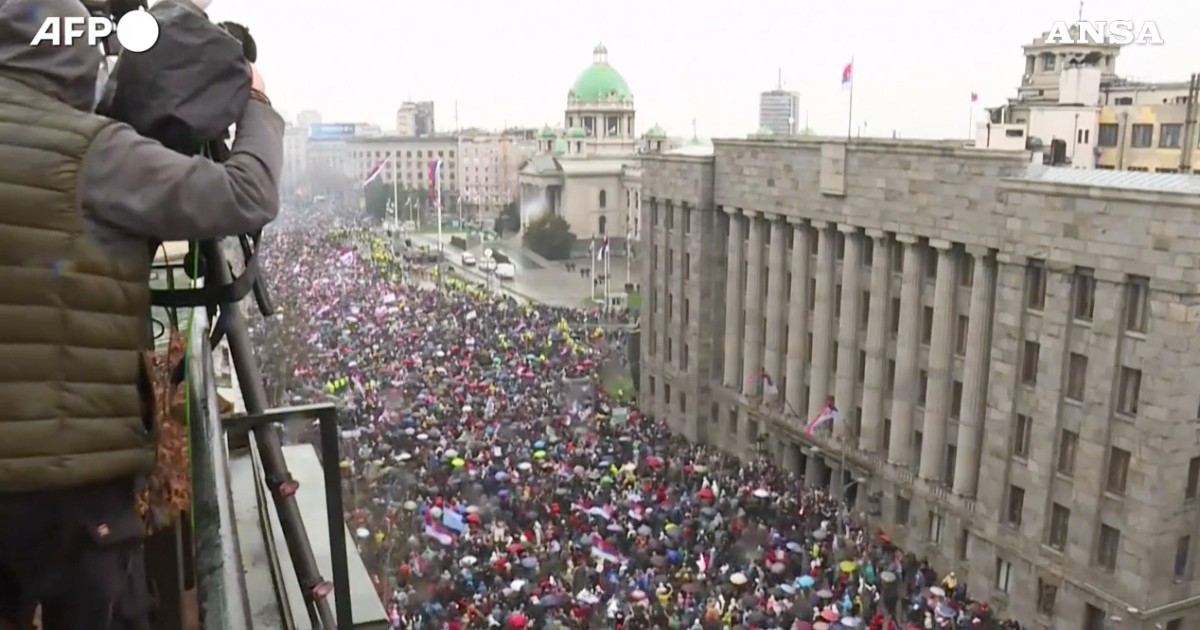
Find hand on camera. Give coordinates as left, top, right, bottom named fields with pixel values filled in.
left=249, top=63, right=266, bottom=95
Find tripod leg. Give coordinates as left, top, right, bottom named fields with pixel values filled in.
left=200, top=240, right=340, bottom=628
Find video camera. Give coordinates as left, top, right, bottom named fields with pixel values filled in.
left=89, top=0, right=272, bottom=322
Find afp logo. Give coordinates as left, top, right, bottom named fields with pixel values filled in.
left=29, top=10, right=160, bottom=53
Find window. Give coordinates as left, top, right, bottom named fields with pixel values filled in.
left=1106, top=447, right=1130, bottom=494
left=959, top=255, right=974, bottom=287
left=1036, top=579, right=1058, bottom=616
left=835, top=232, right=845, bottom=260
left=928, top=511, right=943, bottom=543
left=1073, top=267, right=1095, bottom=321
left=1041, top=53, right=1056, bottom=71
left=924, top=247, right=937, bottom=279
left=887, top=360, right=896, bottom=392
left=1124, top=276, right=1149, bottom=333
left=1013, top=414, right=1032, bottom=458
left=861, top=242, right=873, bottom=267
left=955, top=315, right=969, bottom=356
left=1076, top=128, right=1090, bottom=144
left=918, top=370, right=928, bottom=406
left=1048, top=503, right=1070, bottom=550
left=1097, top=123, right=1119, bottom=147
left=1084, top=605, right=1106, bottom=630
left=1066, top=353, right=1088, bottom=401
left=1130, top=123, right=1153, bottom=148
left=1186, top=457, right=1200, bottom=500
left=945, top=445, right=957, bottom=484
left=895, top=494, right=911, bottom=524
left=892, top=241, right=904, bottom=271
left=1096, top=524, right=1120, bottom=571
left=951, top=381, right=962, bottom=419
left=890, top=297, right=901, bottom=334
left=994, top=558, right=1013, bottom=593
left=860, top=291, right=870, bottom=330
left=958, top=529, right=971, bottom=560
left=1160, top=123, right=1184, bottom=148
left=1175, top=536, right=1191, bottom=581
left=1117, top=367, right=1141, bottom=416
left=1022, top=340, right=1040, bottom=385
left=1006, top=485, right=1025, bottom=526
left=1165, top=620, right=1182, bottom=630
left=1057, top=430, right=1078, bottom=475
left=921, top=306, right=934, bottom=344
left=858, top=351, right=867, bottom=383
left=834, top=285, right=842, bottom=317
left=1025, top=259, right=1046, bottom=309
left=808, top=278, right=817, bottom=310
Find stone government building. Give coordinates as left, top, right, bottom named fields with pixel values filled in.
left=637, top=136, right=1200, bottom=629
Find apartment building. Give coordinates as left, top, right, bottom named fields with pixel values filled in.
left=396, top=101, right=436, bottom=137
left=638, top=135, right=1200, bottom=629
left=458, top=131, right=537, bottom=219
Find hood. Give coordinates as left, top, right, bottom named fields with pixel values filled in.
left=0, top=0, right=103, bottom=111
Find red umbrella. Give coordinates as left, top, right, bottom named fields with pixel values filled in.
left=697, top=487, right=714, bottom=500
left=507, top=612, right=528, bottom=628
left=645, top=456, right=664, bottom=468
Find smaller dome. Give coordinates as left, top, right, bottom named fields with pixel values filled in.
left=539, top=125, right=555, bottom=138
left=593, top=42, right=607, bottom=56
left=645, top=125, right=666, bottom=139
left=567, top=127, right=587, bottom=138
left=553, top=138, right=568, bottom=155
left=756, top=126, right=774, bottom=136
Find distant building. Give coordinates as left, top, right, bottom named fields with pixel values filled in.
left=396, top=101, right=436, bottom=137
left=759, top=89, right=799, bottom=136
left=281, top=124, right=307, bottom=196
left=458, top=131, right=538, bottom=219
left=518, top=43, right=669, bottom=250
left=978, top=28, right=1200, bottom=172
left=296, top=109, right=322, bottom=129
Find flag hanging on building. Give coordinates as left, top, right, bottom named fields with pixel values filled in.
left=804, top=397, right=840, bottom=436
left=759, top=370, right=777, bottom=397
left=428, top=159, right=443, bottom=206
left=362, top=157, right=388, bottom=187
left=841, top=61, right=853, bottom=88
left=971, top=92, right=979, bottom=103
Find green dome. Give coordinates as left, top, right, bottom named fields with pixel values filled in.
left=539, top=125, right=555, bottom=138
left=553, top=138, right=567, bottom=155
left=756, top=126, right=774, bottom=136
left=645, top=124, right=666, bottom=139
left=568, top=43, right=632, bottom=104
left=567, top=127, right=587, bottom=138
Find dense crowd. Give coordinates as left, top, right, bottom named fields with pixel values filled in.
left=253, top=204, right=1024, bottom=630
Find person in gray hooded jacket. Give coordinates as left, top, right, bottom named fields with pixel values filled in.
left=0, top=0, right=283, bottom=628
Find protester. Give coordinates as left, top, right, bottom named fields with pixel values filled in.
left=256, top=204, right=1023, bottom=630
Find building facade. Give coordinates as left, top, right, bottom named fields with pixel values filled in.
left=345, top=136, right=459, bottom=212
left=396, top=101, right=436, bottom=137
left=458, top=131, right=538, bottom=219
left=518, top=44, right=658, bottom=247
left=980, top=29, right=1200, bottom=172
left=639, top=136, right=1200, bottom=629
left=759, top=89, right=800, bottom=136
left=282, top=123, right=307, bottom=196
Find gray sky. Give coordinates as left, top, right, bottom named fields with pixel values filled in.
left=207, top=0, right=1197, bottom=139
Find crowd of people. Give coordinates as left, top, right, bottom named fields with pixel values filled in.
left=253, top=204, right=1024, bottom=630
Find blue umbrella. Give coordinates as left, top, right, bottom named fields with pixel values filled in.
left=797, top=575, right=815, bottom=588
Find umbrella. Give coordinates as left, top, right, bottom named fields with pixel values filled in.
left=880, top=571, right=897, bottom=583
left=839, top=560, right=857, bottom=573
left=752, top=488, right=770, bottom=498
left=355, top=527, right=369, bottom=539
left=820, top=609, right=839, bottom=622
left=816, top=588, right=833, bottom=598
left=929, top=586, right=946, bottom=598
left=797, top=575, right=815, bottom=588
left=507, top=612, right=528, bottom=628
left=460, top=555, right=478, bottom=567
left=730, top=573, right=748, bottom=586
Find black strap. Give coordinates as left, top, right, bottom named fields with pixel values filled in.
left=150, top=251, right=261, bottom=308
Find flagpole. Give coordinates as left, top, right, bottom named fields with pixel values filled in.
left=589, top=237, right=596, bottom=302
left=436, top=161, right=444, bottom=291
left=968, top=106, right=975, bottom=140
left=846, top=56, right=855, bottom=140
left=390, top=153, right=397, bottom=228
left=603, top=243, right=611, bottom=306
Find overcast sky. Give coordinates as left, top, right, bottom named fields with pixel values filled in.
left=205, top=0, right=1197, bottom=140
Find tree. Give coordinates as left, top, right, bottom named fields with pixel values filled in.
left=364, top=180, right=391, bottom=219
left=498, top=200, right=521, bottom=235
left=522, top=214, right=575, bottom=260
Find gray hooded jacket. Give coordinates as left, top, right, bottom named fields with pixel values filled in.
left=0, top=0, right=284, bottom=258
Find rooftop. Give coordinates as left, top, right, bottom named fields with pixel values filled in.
left=1022, top=164, right=1200, bottom=194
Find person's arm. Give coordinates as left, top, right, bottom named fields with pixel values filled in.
left=81, top=98, right=285, bottom=241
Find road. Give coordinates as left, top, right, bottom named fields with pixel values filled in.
left=402, top=233, right=616, bottom=308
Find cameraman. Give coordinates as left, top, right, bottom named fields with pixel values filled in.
left=0, top=0, right=284, bottom=627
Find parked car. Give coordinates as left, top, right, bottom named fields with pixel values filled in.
left=461, top=252, right=477, bottom=266
left=494, top=262, right=516, bottom=280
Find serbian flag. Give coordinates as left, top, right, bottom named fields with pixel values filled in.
left=596, top=236, right=610, bottom=261
left=423, top=515, right=455, bottom=546
left=696, top=549, right=713, bottom=574
left=759, top=370, right=777, bottom=397
left=591, top=534, right=623, bottom=563
left=971, top=92, right=979, bottom=103
left=841, top=61, right=853, bottom=88
left=361, top=157, right=387, bottom=187
left=804, top=397, right=840, bottom=437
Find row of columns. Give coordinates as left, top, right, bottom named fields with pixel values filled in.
left=719, top=209, right=998, bottom=497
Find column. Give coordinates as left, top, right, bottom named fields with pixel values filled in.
left=834, top=226, right=864, bottom=439
left=918, top=241, right=958, bottom=481
left=808, top=221, right=836, bottom=415
left=722, top=210, right=745, bottom=387
left=859, top=230, right=891, bottom=453
left=953, top=247, right=997, bottom=497
left=887, top=235, right=923, bottom=466
left=742, top=212, right=766, bottom=395
left=784, top=220, right=812, bottom=415
left=763, top=217, right=788, bottom=399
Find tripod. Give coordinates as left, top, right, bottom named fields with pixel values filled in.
left=154, top=237, right=342, bottom=628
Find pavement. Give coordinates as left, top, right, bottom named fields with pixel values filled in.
left=403, top=232, right=633, bottom=308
